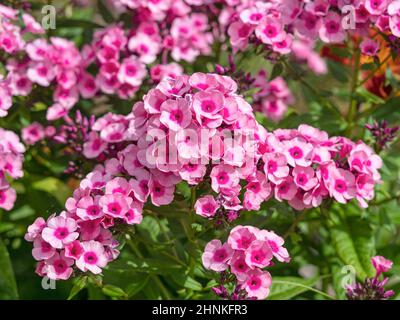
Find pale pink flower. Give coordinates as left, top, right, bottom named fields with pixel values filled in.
left=22, top=122, right=45, bottom=145
left=194, top=195, right=219, bottom=218
left=292, top=166, right=318, bottom=191
left=319, top=12, right=346, bottom=43
left=149, top=178, right=174, bottom=206
left=76, top=240, right=108, bottom=274
left=0, top=86, right=12, bottom=117
left=245, top=240, right=273, bottom=268
left=255, top=17, right=286, bottom=45
left=179, top=162, right=207, bottom=184
left=45, top=251, right=74, bottom=280
left=327, top=168, right=356, bottom=204
left=130, top=168, right=151, bottom=202
left=202, top=239, right=234, bottom=272
left=360, top=39, right=380, bottom=56
left=192, top=90, right=224, bottom=126
left=32, top=238, right=56, bottom=261
left=124, top=201, right=143, bottom=225
left=228, top=21, right=253, bottom=50
left=99, top=194, right=132, bottom=218
left=27, top=62, right=55, bottom=87
left=9, top=72, right=32, bottom=96
left=0, top=187, right=16, bottom=210
left=76, top=195, right=104, bottom=220
left=229, top=252, right=250, bottom=281
left=64, top=240, right=84, bottom=260
left=228, top=226, right=257, bottom=251
left=83, top=132, right=106, bottom=159
left=244, top=172, right=271, bottom=210
left=210, top=164, right=239, bottom=193
left=242, top=269, right=272, bottom=300
left=22, top=13, right=44, bottom=34
left=365, top=0, right=389, bottom=15
left=128, top=33, right=161, bottom=64
left=117, top=56, right=147, bottom=87
left=263, top=152, right=289, bottom=184
left=25, top=217, right=46, bottom=242
left=275, top=176, right=298, bottom=202
left=42, top=216, right=79, bottom=249
left=258, top=230, right=290, bottom=263
left=78, top=73, right=98, bottom=99
left=105, top=177, right=131, bottom=195
left=160, top=98, right=192, bottom=131
left=283, top=137, right=313, bottom=167
left=25, top=39, right=49, bottom=61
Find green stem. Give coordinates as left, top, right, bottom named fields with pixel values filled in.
left=127, top=241, right=173, bottom=300
left=149, top=212, right=180, bottom=259
left=284, top=211, right=308, bottom=239
left=282, top=59, right=343, bottom=120
left=357, top=54, right=391, bottom=88
left=346, top=45, right=361, bottom=136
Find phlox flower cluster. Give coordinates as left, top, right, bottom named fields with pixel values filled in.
left=4, top=1, right=399, bottom=121
left=195, top=123, right=383, bottom=219
left=215, top=58, right=295, bottom=122
left=109, top=0, right=214, bottom=62
left=253, top=70, right=294, bottom=122
left=0, top=4, right=43, bottom=117
left=0, top=128, right=25, bottom=211
left=0, top=3, right=210, bottom=119
left=259, top=125, right=383, bottom=210
left=223, top=0, right=400, bottom=56
left=0, top=22, right=86, bottom=120
left=0, top=4, right=43, bottom=54
left=24, top=169, right=143, bottom=280
left=26, top=72, right=383, bottom=280
left=25, top=72, right=261, bottom=279
left=22, top=122, right=55, bottom=146
left=21, top=112, right=101, bottom=175
left=202, top=225, right=290, bottom=300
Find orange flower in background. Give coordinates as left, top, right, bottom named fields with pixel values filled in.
left=361, top=33, right=399, bottom=98
left=322, top=32, right=399, bottom=99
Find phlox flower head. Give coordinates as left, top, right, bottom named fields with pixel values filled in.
left=203, top=226, right=289, bottom=300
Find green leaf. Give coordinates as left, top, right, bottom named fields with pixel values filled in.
left=369, top=96, right=400, bottom=124
left=328, top=60, right=349, bottom=82
left=0, top=223, right=15, bottom=234
left=9, top=205, right=35, bottom=221
left=356, top=87, right=385, bottom=105
left=331, top=262, right=347, bottom=300
left=0, top=239, right=19, bottom=299
left=268, top=276, right=320, bottom=300
left=176, top=182, right=191, bottom=200
left=330, top=218, right=375, bottom=281
left=110, top=255, right=182, bottom=275
left=137, top=216, right=161, bottom=242
left=171, top=273, right=203, bottom=291
left=270, top=63, right=284, bottom=80
left=126, top=275, right=149, bottom=298
left=67, top=276, right=88, bottom=300
left=32, top=177, right=71, bottom=205
left=102, top=285, right=127, bottom=298
left=142, top=278, right=162, bottom=299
